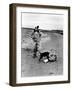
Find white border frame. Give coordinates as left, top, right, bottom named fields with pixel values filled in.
left=16, top=7, right=68, bottom=83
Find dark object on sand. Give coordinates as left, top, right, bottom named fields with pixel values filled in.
left=39, top=50, right=57, bottom=63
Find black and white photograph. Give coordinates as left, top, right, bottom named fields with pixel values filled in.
left=9, top=4, right=70, bottom=86
left=21, top=12, right=63, bottom=77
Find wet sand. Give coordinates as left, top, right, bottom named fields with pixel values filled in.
left=21, top=32, right=63, bottom=77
